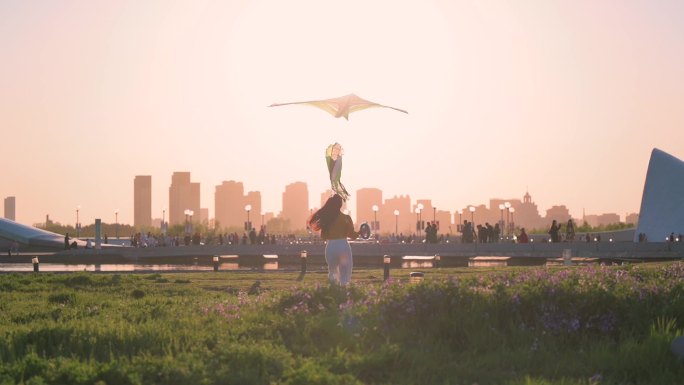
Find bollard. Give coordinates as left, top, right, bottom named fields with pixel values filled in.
left=213, top=256, right=219, bottom=271
left=562, top=249, right=572, bottom=266
left=434, top=254, right=441, bottom=268
left=409, top=271, right=424, bottom=284
left=300, top=250, right=307, bottom=275
left=32, top=257, right=39, bottom=272
left=383, top=255, right=391, bottom=281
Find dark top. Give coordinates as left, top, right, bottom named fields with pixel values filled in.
left=321, top=213, right=357, bottom=240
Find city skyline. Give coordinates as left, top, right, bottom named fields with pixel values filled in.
left=2, top=1, right=683, bottom=227
left=8, top=171, right=638, bottom=233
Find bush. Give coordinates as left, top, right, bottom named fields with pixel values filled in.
left=48, top=292, right=76, bottom=306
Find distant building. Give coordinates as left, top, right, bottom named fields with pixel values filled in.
left=214, top=181, right=262, bottom=231
left=383, top=195, right=412, bottom=235
left=625, top=213, right=639, bottom=225
left=215, top=181, right=245, bottom=230
left=245, top=191, right=261, bottom=230
left=282, top=182, right=309, bottom=232
left=169, top=172, right=200, bottom=226
left=584, top=213, right=621, bottom=227
left=199, top=208, right=209, bottom=226
left=4, top=196, right=15, bottom=221
left=134, top=176, right=152, bottom=228
left=509, top=192, right=545, bottom=231
left=356, top=188, right=382, bottom=230
left=546, top=205, right=571, bottom=225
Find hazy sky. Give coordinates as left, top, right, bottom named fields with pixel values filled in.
left=2, top=0, right=683, bottom=227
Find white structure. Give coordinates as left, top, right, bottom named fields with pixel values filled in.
left=0, top=217, right=87, bottom=250
left=634, top=148, right=684, bottom=242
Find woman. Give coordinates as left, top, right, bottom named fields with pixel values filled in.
left=548, top=220, right=561, bottom=243
left=308, top=194, right=359, bottom=285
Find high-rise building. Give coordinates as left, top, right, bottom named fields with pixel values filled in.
left=356, top=188, right=382, bottom=230
left=215, top=181, right=245, bottom=230
left=214, top=181, right=263, bottom=231
left=245, top=191, right=261, bottom=230
left=169, top=172, right=200, bottom=226
left=282, top=182, right=308, bottom=231
left=134, top=176, right=152, bottom=228
left=383, top=195, right=412, bottom=235
left=4, top=196, right=16, bottom=221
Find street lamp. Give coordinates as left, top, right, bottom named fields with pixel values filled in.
left=394, top=209, right=399, bottom=235
left=162, top=208, right=166, bottom=235
left=184, top=209, right=192, bottom=235
left=244, top=204, right=252, bottom=231
left=469, top=206, right=475, bottom=225
left=372, top=205, right=379, bottom=232
left=498, top=203, right=505, bottom=237
left=416, top=203, right=424, bottom=237
left=509, top=207, right=515, bottom=235
left=76, top=205, right=81, bottom=238
left=504, top=202, right=511, bottom=236
left=189, top=210, right=194, bottom=233
left=114, top=209, right=119, bottom=239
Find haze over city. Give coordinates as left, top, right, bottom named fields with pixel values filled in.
left=2, top=0, right=683, bottom=227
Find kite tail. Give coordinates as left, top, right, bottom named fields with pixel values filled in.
left=332, top=181, right=350, bottom=201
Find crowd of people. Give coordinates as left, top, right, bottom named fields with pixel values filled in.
left=56, top=220, right=681, bottom=249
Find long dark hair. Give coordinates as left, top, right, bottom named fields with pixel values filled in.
left=308, top=194, right=343, bottom=232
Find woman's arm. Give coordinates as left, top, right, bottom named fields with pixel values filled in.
left=345, top=216, right=359, bottom=239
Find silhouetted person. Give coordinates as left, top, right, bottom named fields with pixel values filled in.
left=64, top=233, right=70, bottom=249
left=518, top=228, right=529, bottom=243
left=249, top=227, right=257, bottom=244
left=485, top=223, right=494, bottom=243
left=493, top=223, right=501, bottom=242
left=548, top=220, right=561, bottom=243
left=566, top=219, right=575, bottom=242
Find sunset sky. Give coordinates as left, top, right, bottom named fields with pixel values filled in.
left=2, top=0, right=683, bottom=227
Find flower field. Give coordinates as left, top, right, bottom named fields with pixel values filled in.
left=1, top=262, right=683, bottom=384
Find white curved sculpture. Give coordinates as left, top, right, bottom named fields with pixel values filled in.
left=0, top=217, right=86, bottom=250
left=634, top=148, right=684, bottom=242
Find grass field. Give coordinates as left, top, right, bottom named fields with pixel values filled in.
left=1, top=262, right=683, bottom=384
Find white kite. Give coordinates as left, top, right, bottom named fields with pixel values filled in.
left=269, top=93, right=408, bottom=120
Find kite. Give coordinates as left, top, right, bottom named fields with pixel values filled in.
left=269, top=93, right=408, bottom=120
left=326, top=143, right=349, bottom=200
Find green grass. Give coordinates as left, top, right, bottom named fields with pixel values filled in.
left=1, top=263, right=683, bottom=384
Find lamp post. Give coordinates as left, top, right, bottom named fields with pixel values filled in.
left=394, top=209, right=399, bottom=235
left=162, top=208, right=166, bottom=235
left=504, top=202, right=511, bottom=236
left=244, top=204, right=252, bottom=231
left=469, top=206, right=475, bottom=225
left=76, top=205, right=81, bottom=238
left=509, top=207, right=515, bottom=235
left=114, top=209, right=119, bottom=239
left=433, top=206, right=436, bottom=222
left=498, top=203, right=505, bottom=237
left=184, top=209, right=190, bottom=234
left=184, top=209, right=194, bottom=235
left=372, top=205, right=378, bottom=232
left=416, top=203, right=424, bottom=237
